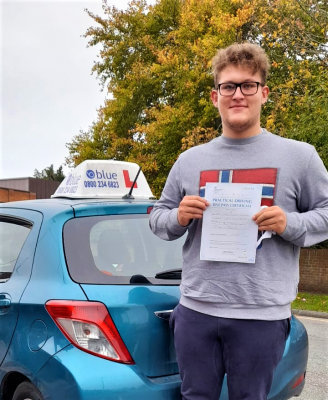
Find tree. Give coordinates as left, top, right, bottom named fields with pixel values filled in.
left=66, top=0, right=328, bottom=197
left=34, top=165, right=66, bottom=182
left=247, top=0, right=328, bottom=166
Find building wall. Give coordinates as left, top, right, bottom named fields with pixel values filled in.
left=0, top=188, right=36, bottom=203
left=299, top=249, right=328, bottom=294
left=0, top=179, right=29, bottom=191
left=0, top=178, right=60, bottom=199
left=28, top=178, right=60, bottom=199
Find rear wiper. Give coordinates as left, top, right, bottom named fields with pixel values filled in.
left=0, top=272, right=11, bottom=280
left=155, top=269, right=182, bottom=280
left=130, top=274, right=152, bottom=284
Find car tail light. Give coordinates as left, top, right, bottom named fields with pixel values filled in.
left=45, top=300, right=134, bottom=364
left=292, top=372, right=306, bottom=389
left=147, top=206, right=153, bottom=214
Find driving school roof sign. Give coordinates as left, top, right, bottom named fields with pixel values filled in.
left=51, top=160, right=154, bottom=199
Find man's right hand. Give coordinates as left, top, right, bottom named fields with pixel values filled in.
left=178, top=196, right=210, bottom=227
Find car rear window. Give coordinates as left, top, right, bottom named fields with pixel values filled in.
left=63, top=215, right=185, bottom=285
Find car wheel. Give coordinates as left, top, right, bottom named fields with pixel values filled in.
left=13, top=382, right=44, bottom=400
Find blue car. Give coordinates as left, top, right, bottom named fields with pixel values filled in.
left=0, top=160, right=307, bottom=400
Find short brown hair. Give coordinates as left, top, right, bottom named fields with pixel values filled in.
left=212, top=43, right=270, bottom=88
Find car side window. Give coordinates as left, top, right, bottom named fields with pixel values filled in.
left=0, top=217, right=33, bottom=282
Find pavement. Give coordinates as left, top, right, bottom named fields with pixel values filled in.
left=292, top=309, right=328, bottom=319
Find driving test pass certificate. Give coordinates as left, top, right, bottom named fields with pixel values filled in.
left=200, top=183, right=262, bottom=263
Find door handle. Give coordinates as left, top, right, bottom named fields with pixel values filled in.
left=0, top=294, right=11, bottom=308
left=154, top=310, right=173, bottom=321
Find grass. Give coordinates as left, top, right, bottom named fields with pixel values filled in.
left=292, top=292, right=328, bottom=313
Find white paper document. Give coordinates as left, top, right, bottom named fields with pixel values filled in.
left=200, top=183, right=263, bottom=263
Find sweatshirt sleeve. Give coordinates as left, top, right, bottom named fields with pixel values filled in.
left=280, top=148, right=328, bottom=247
left=149, top=157, right=188, bottom=241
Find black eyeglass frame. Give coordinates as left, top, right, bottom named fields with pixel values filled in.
left=216, top=81, right=264, bottom=96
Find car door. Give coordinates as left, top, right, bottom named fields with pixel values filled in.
left=0, top=208, right=42, bottom=365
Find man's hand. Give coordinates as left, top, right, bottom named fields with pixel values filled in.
left=178, top=196, right=209, bottom=227
left=252, top=206, right=287, bottom=235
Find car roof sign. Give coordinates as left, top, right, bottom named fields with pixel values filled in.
left=51, top=160, right=154, bottom=199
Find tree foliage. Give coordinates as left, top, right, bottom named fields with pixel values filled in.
left=34, top=165, right=66, bottom=182
left=66, top=0, right=328, bottom=197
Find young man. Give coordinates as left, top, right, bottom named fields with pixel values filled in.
left=149, top=42, right=328, bottom=400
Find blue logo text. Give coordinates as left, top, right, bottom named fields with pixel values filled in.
left=86, top=170, right=95, bottom=179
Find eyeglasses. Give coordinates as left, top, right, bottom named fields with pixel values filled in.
left=217, top=82, right=263, bottom=96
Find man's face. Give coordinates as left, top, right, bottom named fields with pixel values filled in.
left=211, top=66, right=269, bottom=138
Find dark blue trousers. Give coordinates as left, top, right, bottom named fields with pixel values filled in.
left=170, top=304, right=289, bottom=400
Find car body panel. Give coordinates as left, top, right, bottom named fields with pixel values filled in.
left=266, top=316, right=308, bottom=399
left=0, top=205, right=88, bottom=390
left=0, top=197, right=308, bottom=400
left=0, top=208, right=43, bottom=365
left=70, top=201, right=181, bottom=377
left=81, top=284, right=180, bottom=377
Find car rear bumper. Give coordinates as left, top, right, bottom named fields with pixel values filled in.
left=34, top=344, right=181, bottom=400
left=33, top=316, right=308, bottom=400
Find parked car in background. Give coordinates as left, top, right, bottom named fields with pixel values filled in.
left=0, top=160, right=308, bottom=400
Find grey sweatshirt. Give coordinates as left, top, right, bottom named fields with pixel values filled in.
left=149, top=130, right=328, bottom=320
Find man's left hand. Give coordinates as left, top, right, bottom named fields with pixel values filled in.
left=252, top=206, right=287, bottom=235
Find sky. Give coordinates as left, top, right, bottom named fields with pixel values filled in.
left=1, top=0, right=155, bottom=179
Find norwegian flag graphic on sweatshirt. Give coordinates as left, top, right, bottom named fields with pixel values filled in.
left=199, top=168, right=278, bottom=207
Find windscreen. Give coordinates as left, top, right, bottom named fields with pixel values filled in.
left=63, top=215, right=185, bottom=284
